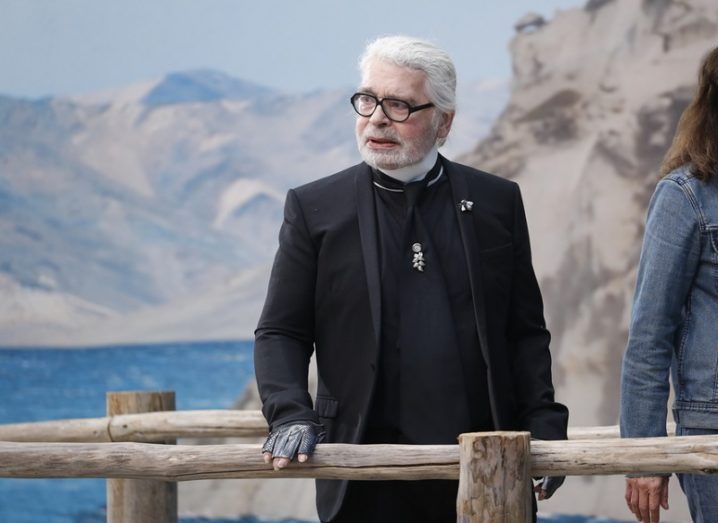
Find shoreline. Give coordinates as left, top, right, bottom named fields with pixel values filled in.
left=0, top=337, right=253, bottom=350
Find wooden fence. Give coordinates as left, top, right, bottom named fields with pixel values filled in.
left=0, top=390, right=712, bottom=523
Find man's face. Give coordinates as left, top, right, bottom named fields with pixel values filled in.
left=355, top=60, right=453, bottom=170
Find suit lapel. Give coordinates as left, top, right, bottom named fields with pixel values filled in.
left=354, top=164, right=382, bottom=351
left=446, top=160, right=500, bottom=426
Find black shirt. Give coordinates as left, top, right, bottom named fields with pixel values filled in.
left=366, top=159, right=492, bottom=440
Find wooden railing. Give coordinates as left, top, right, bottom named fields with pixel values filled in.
left=0, top=410, right=677, bottom=442
left=0, top=409, right=268, bottom=442
left=0, top=391, right=709, bottom=523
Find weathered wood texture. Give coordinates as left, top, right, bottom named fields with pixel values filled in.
left=531, top=435, right=718, bottom=476
left=457, top=432, right=531, bottom=523
left=0, top=442, right=457, bottom=480
left=2, top=435, right=718, bottom=481
left=0, top=411, right=677, bottom=443
left=106, top=391, right=177, bottom=523
left=110, top=410, right=267, bottom=441
left=0, top=417, right=112, bottom=442
left=0, top=410, right=269, bottom=442
left=567, top=422, right=677, bottom=440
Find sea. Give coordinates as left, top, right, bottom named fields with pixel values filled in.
left=0, top=341, right=628, bottom=523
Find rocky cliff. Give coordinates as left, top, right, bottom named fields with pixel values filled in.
left=464, top=0, right=716, bottom=430
left=461, top=0, right=717, bottom=519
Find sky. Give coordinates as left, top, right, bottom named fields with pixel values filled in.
left=0, top=0, right=584, bottom=99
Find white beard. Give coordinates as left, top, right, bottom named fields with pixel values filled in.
left=356, top=122, right=440, bottom=171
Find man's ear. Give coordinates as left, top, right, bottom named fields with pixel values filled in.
left=437, top=111, right=455, bottom=139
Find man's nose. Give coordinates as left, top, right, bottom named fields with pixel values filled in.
left=368, top=103, right=391, bottom=125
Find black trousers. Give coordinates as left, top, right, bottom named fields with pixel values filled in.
left=330, top=479, right=458, bottom=523
left=326, top=427, right=455, bottom=523
left=329, top=479, right=538, bottom=523
left=327, top=429, right=538, bottom=523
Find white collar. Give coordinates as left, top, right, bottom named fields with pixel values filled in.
left=379, top=147, right=439, bottom=184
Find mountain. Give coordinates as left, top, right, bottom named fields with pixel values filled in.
left=460, top=0, right=717, bottom=519
left=0, top=69, right=505, bottom=346
left=142, top=70, right=275, bottom=106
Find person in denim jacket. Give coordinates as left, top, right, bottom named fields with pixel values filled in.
left=620, top=46, right=718, bottom=523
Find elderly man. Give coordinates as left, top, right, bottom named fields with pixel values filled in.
left=254, top=35, right=568, bottom=522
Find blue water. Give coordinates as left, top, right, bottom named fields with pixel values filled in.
left=0, top=341, right=627, bottom=523
left=0, top=341, right=263, bottom=523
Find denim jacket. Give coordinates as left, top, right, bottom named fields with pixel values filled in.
left=621, top=165, right=718, bottom=438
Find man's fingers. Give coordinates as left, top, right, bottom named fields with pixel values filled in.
left=273, top=457, right=290, bottom=470
left=532, top=484, right=547, bottom=500
left=540, top=476, right=564, bottom=499
left=261, top=422, right=324, bottom=471
left=273, top=430, right=298, bottom=459
left=297, top=427, right=320, bottom=456
left=649, top=489, right=660, bottom=523
left=650, top=503, right=660, bottom=523
left=261, top=430, right=279, bottom=455
left=629, top=481, right=640, bottom=519
left=637, top=486, right=649, bottom=521
left=625, top=477, right=670, bottom=521
left=646, top=478, right=667, bottom=522
left=272, top=425, right=306, bottom=461
left=264, top=451, right=310, bottom=466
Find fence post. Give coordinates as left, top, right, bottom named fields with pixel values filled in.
left=456, top=431, right=532, bottom=522
left=106, top=391, right=177, bottom=523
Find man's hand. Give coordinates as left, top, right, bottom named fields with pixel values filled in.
left=261, top=421, right=326, bottom=470
left=533, top=476, right=565, bottom=500
left=625, top=476, right=669, bottom=522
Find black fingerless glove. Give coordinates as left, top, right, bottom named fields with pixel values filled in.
left=262, top=421, right=326, bottom=460
left=538, top=475, right=565, bottom=499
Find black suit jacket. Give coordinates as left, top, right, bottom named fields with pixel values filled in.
left=254, top=159, right=569, bottom=521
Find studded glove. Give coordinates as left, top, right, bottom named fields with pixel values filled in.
left=262, top=421, right=326, bottom=462
left=535, top=475, right=565, bottom=499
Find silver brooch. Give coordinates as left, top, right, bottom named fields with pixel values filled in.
left=411, top=242, right=425, bottom=272
left=459, top=200, right=474, bottom=212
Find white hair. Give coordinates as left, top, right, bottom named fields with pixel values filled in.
left=358, top=35, right=457, bottom=115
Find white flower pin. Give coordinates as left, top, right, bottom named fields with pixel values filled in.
left=411, top=242, right=426, bottom=272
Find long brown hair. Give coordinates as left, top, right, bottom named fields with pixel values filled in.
left=661, top=46, right=718, bottom=181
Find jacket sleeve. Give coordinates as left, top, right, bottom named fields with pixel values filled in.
left=254, top=189, right=320, bottom=431
left=620, top=179, right=701, bottom=438
left=508, top=183, right=569, bottom=440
